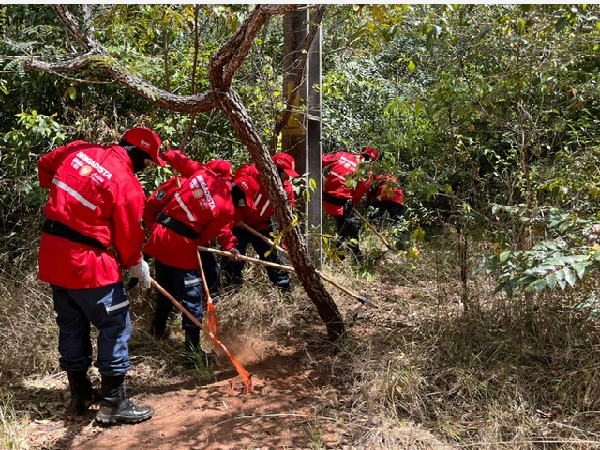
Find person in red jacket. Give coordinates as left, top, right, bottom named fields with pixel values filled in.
left=366, top=174, right=408, bottom=250
left=142, top=150, right=241, bottom=368
left=222, top=153, right=299, bottom=291
left=38, top=127, right=163, bottom=425
left=322, top=146, right=379, bottom=260
left=142, top=158, right=233, bottom=307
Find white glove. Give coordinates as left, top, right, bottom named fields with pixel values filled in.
left=128, top=259, right=151, bottom=289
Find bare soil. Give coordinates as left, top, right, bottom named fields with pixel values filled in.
left=16, top=254, right=451, bottom=450
left=24, top=332, right=346, bottom=450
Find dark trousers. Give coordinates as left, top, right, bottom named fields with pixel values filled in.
left=334, top=206, right=362, bottom=258
left=222, top=227, right=290, bottom=289
left=153, top=260, right=203, bottom=332
left=370, top=201, right=405, bottom=227
left=198, top=250, right=221, bottom=299
left=52, top=283, right=131, bottom=376
left=371, top=201, right=408, bottom=250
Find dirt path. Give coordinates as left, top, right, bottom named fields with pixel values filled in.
left=18, top=253, right=451, bottom=450
left=24, top=331, right=348, bottom=450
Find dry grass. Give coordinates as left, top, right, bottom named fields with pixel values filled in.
left=3, top=224, right=600, bottom=449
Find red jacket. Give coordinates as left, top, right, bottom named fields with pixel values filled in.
left=322, top=151, right=370, bottom=216
left=233, top=163, right=295, bottom=231
left=38, top=140, right=146, bottom=288
left=143, top=176, right=186, bottom=234
left=143, top=151, right=237, bottom=269
left=367, top=174, right=405, bottom=205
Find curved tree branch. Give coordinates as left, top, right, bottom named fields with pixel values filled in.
left=25, top=54, right=221, bottom=113
left=209, top=4, right=298, bottom=89
left=21, top=3, right=345, bottom=340
left=217, top=87, right=345, bottom=340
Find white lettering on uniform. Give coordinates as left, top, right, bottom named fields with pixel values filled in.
left=76, top=152, right=113, bottom=180
left=195, top=175, right=217, bottom=210
left=338, top=156, right=357, bottom=170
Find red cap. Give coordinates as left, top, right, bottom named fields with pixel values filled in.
left=361, top=146, right=379, bottom=162
left=272, top=153, right=300, bottom=177
left=207, top=159, right=232, bottom=181
left=232, top=171, right=259, bottom=209
left=122, top=127, right=165, bottom=166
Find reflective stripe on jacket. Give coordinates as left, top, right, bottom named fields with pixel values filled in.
left=37, top=141, right=145, bottom=288
left=143, top=152, right=236, bottom=269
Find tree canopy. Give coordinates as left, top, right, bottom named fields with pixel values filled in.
left=2, top=3, right=600, bottom=317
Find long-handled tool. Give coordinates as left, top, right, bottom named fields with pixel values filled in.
left=239, top=222, right=287, bottom=256
left=169, top=158, right=220, bottom=334
left=198, top=245, right=367, bottom=307
left=150, top=276, right=252, bottom=394
left=197, top=251, right=218, bottom=335
left=237, top=224, right=367, bottom=305
left=353, top=207, right=393, bottom=250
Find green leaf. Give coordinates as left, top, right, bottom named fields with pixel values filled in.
left=498, top=251, right=511, bottom=264
left=524, top=265, right=554, bottom=277
left=546, top=273, right=558, bottom=290
left=516, top=275, right=537, bottom=287
left=408, top=59, right=416, bottom=73
left=526, top=279, right=547, bottom=293
left=563, top=266, right=576, bottom=287
left=555, top=16, right=569, bottom=32
left=571, top=262, right=588, bottom=280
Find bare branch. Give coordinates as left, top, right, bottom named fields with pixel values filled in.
left=25, top=54, right=220, bottom=113
left=209, top=4, right=298, bottom=89
left=53, top=5, right=95, bottom=52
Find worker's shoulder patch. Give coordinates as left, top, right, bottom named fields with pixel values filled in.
left=156, top=190, right=166, bottom=200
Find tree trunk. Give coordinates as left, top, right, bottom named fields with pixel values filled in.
left=218, top=88, right=345, bottom=340
left=23, top=4, right=345, bottom=340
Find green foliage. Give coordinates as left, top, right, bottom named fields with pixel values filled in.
left=2, top=4, right=600, bottom=296
left=475, top=206, right=599, bottom=296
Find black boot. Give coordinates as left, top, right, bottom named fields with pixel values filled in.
left=150, top=308, right=171, bottom=339
left=95, top=374, right=154, bottom=425
left=184, top=329, right=217, bottom=369
left=66, top=370, right=100, bottom=416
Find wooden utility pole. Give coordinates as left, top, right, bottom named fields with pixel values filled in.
left=282, top=7, right=323, bottom=268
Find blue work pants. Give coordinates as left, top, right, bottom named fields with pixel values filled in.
left=51, top=283, right=131, bottom=376
left=154, top=260, right=203, bottom=332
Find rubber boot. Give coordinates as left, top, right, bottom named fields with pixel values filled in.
left=184, top=329, right=217, bottom=368
left=95, top=374, right=154, bottom=425
left=66, top=370, right=100, bottom=416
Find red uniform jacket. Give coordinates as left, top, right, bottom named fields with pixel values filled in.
left=38, top=141, right=146, bottom=288
left=232, top=163, right=295, bottom=231
left=143, top=151, right=237, bottom=270
left=322, top=151, right=370, bottom=216
left=142, top=176, right=186, bottom=234
left=367, top=174, right=405, bottom=205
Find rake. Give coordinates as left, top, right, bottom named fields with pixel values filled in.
left=197, top=251, right=218, bottom=335
left=150, top=276, right=252, bottom=394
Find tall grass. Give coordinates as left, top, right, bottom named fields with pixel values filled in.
left=3, top=217, right=600, bottom=449
left=0, top=391, right=28, bottom=450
